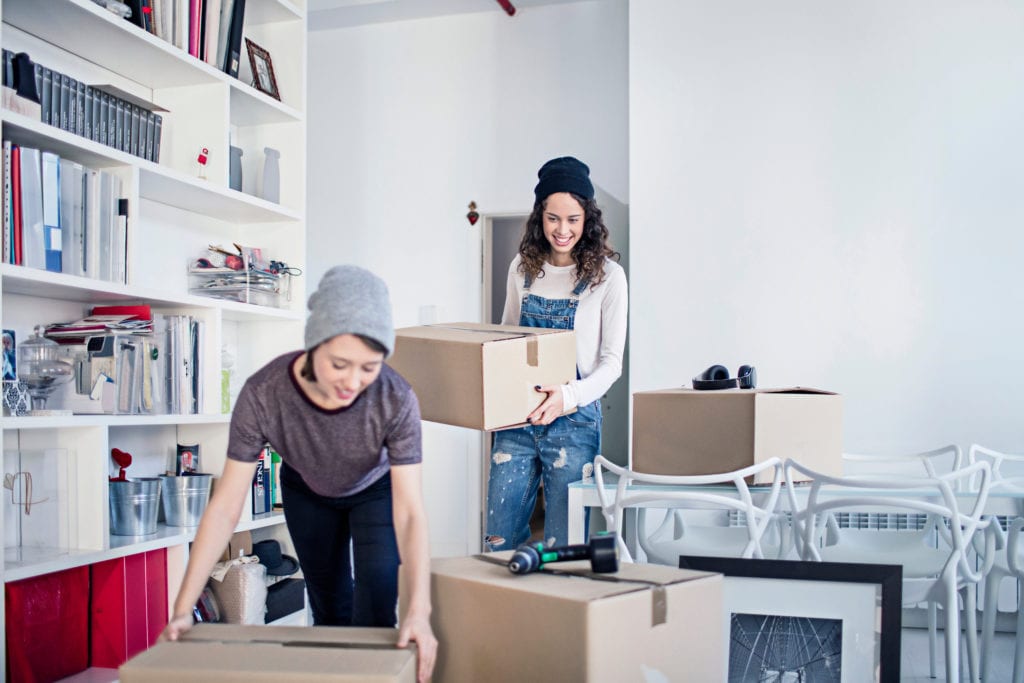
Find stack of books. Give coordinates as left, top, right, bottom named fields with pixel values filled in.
left=2, top=51, right=164, bottom=164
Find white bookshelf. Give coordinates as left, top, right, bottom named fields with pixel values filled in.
left=0, top=0, right=307, bottom=675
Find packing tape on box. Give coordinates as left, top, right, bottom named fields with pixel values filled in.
left=474, top=554, right=668, bottom=626
left=428, top=325, right=541, bottom=367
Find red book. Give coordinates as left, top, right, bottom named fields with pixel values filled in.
left=11, top=144, right=21, bottom=265
left=91, top=304, right=153, bottom=321
left=189, top=0, right=201, bottom=58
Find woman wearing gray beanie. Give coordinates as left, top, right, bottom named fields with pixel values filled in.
left=485, top=156, right=628, bottom=551
left=162, top=265, right=437, bottom=682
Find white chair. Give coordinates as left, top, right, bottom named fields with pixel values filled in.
left=592, top=456, right=786, bottom=565
left=1002, top=517, right=1024, bottom=683
left=785, top=458, right=993, bottom=683
left=967, top=444, right=1024, bottom=681
left=841, top=443, right=964, bottom=678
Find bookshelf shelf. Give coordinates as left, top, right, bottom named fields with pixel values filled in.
left=3, top=0, right=224, bottom=90
left=1, top=0, right=307, bottom=673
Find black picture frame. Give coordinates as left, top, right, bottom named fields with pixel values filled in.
left=245, top=38, right=280, bottom=101
left=679, top=555, right=902, bottom=683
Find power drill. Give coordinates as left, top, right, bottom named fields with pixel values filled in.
left=507, top=532, right=619, bottom=575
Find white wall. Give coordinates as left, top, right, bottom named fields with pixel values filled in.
left=630, top=1, right=1024, bottom=454
left=308, top=0, right=628, bottom=554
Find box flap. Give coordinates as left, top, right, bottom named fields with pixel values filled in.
left=432, top=554, right=717, bottom=603
left=395, top=323, right=570, bottom=344
left=120, top=640, right=415, bottom=682
left=184, top=624, right=401, bottom=646
left=635, top=386, right=838, bottom=397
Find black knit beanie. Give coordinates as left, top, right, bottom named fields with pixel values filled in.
left=533, top=156, right=595, bottom=202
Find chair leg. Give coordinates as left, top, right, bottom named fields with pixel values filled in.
left=980, top=575, right=1001, bottom=681
left=963, top=586, right=980, bottom=683
left=945, top=582, right=962, bottom=683
left=929, top=600, right=938, bottom=679
left=1013, top=592, right=1024, bottom=683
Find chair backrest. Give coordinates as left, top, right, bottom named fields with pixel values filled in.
left=785, top=458, right=992, bottom=585
left=842, top=444, right=963, bottom=479
left=593, top=455, right=784, bottom=563
left=968, top=444, right=1024, bottom=481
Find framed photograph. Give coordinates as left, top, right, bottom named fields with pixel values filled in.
left=2, top=329, right=15, bottom=381
left=245, top=38, right=280, bottom=100
left=679, top=556, right=902, bottom=683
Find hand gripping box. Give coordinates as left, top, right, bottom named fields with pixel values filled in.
left=119, top=624, right=416, bottom=682
left=423, top=554, right=723, bottom=682
left=388, top=323, right=576, bottom=431
left=632, top=387, right=843, bottom=482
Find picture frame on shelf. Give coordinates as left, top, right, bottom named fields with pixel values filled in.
left=245, top=38, right=280, bottom=101
left=678, top=555, right=902, bottom=683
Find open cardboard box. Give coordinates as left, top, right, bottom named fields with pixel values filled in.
left=119, top=624, right=416, bottom=682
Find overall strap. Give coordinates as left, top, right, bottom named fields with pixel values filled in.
left=571, top=277, right=591, bottom=297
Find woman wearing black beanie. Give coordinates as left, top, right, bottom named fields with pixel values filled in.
left=485, top=156, right=628, bottom=551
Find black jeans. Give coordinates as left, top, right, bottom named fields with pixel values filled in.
left=281, top=463, right=400, bottom=627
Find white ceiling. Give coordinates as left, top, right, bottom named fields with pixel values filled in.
left=307, top=0, right=602, bottom=29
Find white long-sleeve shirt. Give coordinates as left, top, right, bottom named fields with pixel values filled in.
left=501, top=255, right=628, bottom=411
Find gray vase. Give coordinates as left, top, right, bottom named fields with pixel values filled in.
left=229, top=146, right=243, bottom=192
left=260, top=147, right=281, bottom=203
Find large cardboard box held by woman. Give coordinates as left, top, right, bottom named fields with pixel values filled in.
left=389, top=323, right=576, bottom=431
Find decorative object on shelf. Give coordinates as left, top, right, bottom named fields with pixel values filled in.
left=16, top=326, right=74, bottom=415
left=176, top=443, right=201, bottom=474
left=196, top=146, right=209, bottom=179
left=109, top=447, right=132, bottom=482
left=2, top=380, right=31, bottom=417
left=3, top=329, right=17, bottom=380
left=229, top=145, right=244, bottom=191
left=245, top=38, right=280, bottom=100
left=466, top=201, right=479, bottom=226
left=260, top=147, right=281, bottom=203
left=4, top=471, right=49, bottom=515
left=160, top=473, right=212, bottom=527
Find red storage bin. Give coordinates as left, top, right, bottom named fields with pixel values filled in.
left=91, top=549, right=168, bottom=668
left=5, top=566, right=90, bottom=682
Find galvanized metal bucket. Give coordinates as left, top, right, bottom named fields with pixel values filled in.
left=109, top=477, right=161, bottom=536
left=159, top=473, right=213, bottom=527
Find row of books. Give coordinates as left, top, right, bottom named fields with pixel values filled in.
left=251, top=445, right=282, bottom=515
left=122, top=0, right=248, bottom=78
left=2, top=50, right=164, bottom=164
left=2, top=142, right=128, bottom=282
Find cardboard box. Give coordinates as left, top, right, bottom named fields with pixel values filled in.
left=632, top=387, right=843, bottom=482
left=388, top=323, right=576, bottom=431
left=119, top=624, right=416, bottom=682
left=423, top=554, right=723, bottom=682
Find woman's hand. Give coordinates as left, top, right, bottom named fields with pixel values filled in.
left=528, top=385, right=565, bottom=426
left=398, top=612, right=438, bottom=683
left=159, top=612, right=194, bottom=642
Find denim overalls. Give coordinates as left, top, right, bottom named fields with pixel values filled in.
left=485, top=272, right=602, bottom=550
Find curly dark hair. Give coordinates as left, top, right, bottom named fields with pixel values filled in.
left=517, top=193, right=619, bottom=289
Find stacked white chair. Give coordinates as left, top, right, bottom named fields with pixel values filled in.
left=786, top=458, right=993, bottom=683
left=592, top=455, right=785, bottom=564
left=967, top=444, right=1024, bottom=682
left=841, top=444, right=963, bottom=678
left=1002, top=517, right=1024, bottom=683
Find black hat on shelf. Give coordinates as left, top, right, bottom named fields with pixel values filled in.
left=252, top=539, right=300, bottom=577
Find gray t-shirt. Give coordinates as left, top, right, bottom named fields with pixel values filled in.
left=227, top=351, right=422, bottom=498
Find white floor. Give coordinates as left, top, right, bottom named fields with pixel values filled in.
left=903, top=627, right=1016, bottom=682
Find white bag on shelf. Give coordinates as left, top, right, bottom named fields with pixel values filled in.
left=208, top=555, right=267, bottom=625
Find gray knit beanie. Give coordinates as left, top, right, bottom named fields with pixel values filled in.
left=305, top=265, right=395, bottom=357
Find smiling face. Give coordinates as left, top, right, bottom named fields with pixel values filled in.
left=542, top=192, right=585, bottom=267
left=300, top=334, right=384, bottom=409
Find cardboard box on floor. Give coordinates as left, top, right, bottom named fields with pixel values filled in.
left=388, top=323, right=576, bottom=431
left=119, top=624, right=416, bottom=682
left=632, top=387, right=843, bottom=483
left=416, top=553, right=723, bottom=682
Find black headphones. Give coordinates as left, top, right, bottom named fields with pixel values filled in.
left=692, top=364, right=757, bottom=390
